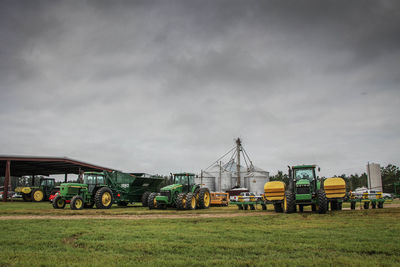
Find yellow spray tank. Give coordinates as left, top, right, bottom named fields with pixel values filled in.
left=323, top=177, right=346, bottom=210
left=264, top=181, right=286, bottom=212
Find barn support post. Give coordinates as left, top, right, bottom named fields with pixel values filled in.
left=32, top=175, right=35, bottom=186
left=64, top=173, right=68, bottom=183
left=3, top=160, right=10, bottom=202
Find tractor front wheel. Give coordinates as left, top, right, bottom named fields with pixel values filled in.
left=185, top=193, right=197, bottom=210
left=52, top=195, right=66, bottom=209
left=317, top=190, right=328, bottom=214
left=148, top=192, right=159, bottom=210
left=95, top=187, right=113, bottom=209
left=141, top=192, right=151, bottom=207
left=197, top=188, right=211, bottom=209
left=32, top=189, right=44, bottom=202
left=176, top=193, right=187, bottom=210
left=70, top=195, right=84, bottom=210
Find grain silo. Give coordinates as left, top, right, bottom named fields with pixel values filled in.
left=367, top=162, right=383, bottom=192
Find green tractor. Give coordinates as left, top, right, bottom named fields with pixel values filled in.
left=15, top=178, right=58, bottom=202
left=147, top=173, right=211, bottom=210
left=52, top=172, right=112, bottom=210
left=284, top=165, right=328, bottom=214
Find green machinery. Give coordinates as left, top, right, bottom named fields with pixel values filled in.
left=52, top=171, right=163, bottom=210
left=265, top=165, right=330, bottom=214
left=15, top=178, right=58, bottom=202
left=147, top=173, right=211, bottom=210
left=347, top=191, right=388, bottom=210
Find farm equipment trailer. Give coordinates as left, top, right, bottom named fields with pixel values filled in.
left=347, top=191, right=392, bottom=210
left=52, top=171, right=163, bottom=210
left=15, top=178, right=58, bottom=202
left=147, top=173, right=211, bottom=210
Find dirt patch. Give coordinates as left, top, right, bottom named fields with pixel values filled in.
left=0, top=212, right=276, bottom=220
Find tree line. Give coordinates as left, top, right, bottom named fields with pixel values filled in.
left=269, top=164, right=400, bottom=193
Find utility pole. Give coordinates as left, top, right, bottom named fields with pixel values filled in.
left=236, top=138, right=241, bottom=187
left=219, top=161, right=222, bottom=192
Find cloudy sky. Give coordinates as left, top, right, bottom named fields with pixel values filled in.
left=1, top=0, right=399, bottom=177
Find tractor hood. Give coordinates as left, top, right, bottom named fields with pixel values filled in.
left=160, top=184, right=183, bottom=191
left=296, top=179, right=310, bottom=186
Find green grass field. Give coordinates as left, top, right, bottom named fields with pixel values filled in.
left=1, top=201, right=399, bottom=266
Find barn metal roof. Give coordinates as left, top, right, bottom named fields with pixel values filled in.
left=0, top=155, right=116, bottom=176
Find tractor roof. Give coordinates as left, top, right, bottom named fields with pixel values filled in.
left=292, top=165, right=316, bottom=169
left=174, top=173, right=195, bottom=176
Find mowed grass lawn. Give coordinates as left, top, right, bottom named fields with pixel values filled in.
left=0, top=201, right=399, bottom=266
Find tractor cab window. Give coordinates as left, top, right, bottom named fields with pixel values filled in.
left=294, top=169, right=315, bottom=181
left=47, top=179, right=54, bottom=187
left=97, top=175, right=104, bottom=184
left=188, top=176, right=194, bottom=186
left=174, top=175, right=185, bottom=184
left=40, top=180, right=47, bottom=186
left=84, top=174, right=97, bottom=185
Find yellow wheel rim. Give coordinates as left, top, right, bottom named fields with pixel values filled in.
left=102, top=192, right=112, bottom=206
left=57, top=199, right=64, bottom=207
left=204, top=192, right=210, bottom=207
left=191, top=197, right=196, bottom=209
left=34, top=191, right=43, bottom=201
left=182, top=196, right=186, bottom=207
left=75, top=199, right=83, bottom=209
left=153, top=197, right=157, bottom=207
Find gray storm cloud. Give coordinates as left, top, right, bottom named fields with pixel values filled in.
left=0, top=0, right=399, bottom=177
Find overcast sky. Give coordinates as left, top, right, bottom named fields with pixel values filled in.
left=1, top=0, right=399, bottom=177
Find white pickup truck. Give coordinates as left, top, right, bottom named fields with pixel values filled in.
left=230, top=192, right=263, bottom=202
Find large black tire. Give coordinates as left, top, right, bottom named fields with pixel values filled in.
left=117, top=201, right=128, bottom=207
left=330, top=201, right=338, bottom=211
left=197, top=188, right=211, bottom=209
left=350, top=202, right=356, bottom=210
left=274, top=203, right=283, bottom=213
left=285, top=191, right=296, bottom=213
left=261, top=204, right=267, bottom=210
left=378, top=202, right=383, bottom=209
left=22, top=193, right=32, bottom=202
left=250, top=204, right=255, bottom=210
left=52, top=195, right=66, bottom=209
left=95, top=187, right=113, bottom=209
left=32, top=189, right=44, bottom=202
left=243, top=204, right=249, bottom=210
left=70, top=195, right=84, bottom=210
left=371, top=202, right=376, bottom=209
left=238, top=204, right=243, bottom=210
left=317, top=190, right=328, bottom=214
left=176, top=193, right=187, bottom=210
left=185, top=193, right=197, bottom=210
left=148, top=192, right=159, bottom=210
left=312, top=204, right=317, bottom=211
left=141, top=192, right=151, bottom=207
left=299, top=205, right=304, bottom=212
left=364, top=202, right=369, bottom=209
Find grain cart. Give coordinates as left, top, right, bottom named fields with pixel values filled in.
left=15, top=178, right=58, bottom=202
left=147, top=173, right=211, bottom=210
left=52, top=171, right=163, bottom=210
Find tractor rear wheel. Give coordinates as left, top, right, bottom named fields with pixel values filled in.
left=95, top=187, right=113, bottom=209
left=22, top=193, right=32, bottom=202
left=148, top=192, right=159, bottom=210
left=70, top=195, right=84, bottom=210
left=185, top=193, right=197, bottom=210
left=350, top=202, right=356, bottom=210
left=378, top=202, right=383, bottom=209
left=317, top=190, right=328, bottom=214
left=284, top=191, right=296, bottom=213
left=32, top=189, right=44, bottom=202
left=176, top=193, right=187, bottom=210
left=141, top=192, right=151, bottom=207
left=52, top=195, right=66, bottom=209
left=197, top=188, right=211, bottom=209
left=274, top=203, right=283, bottom=213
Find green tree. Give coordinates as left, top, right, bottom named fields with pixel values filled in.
left=381, top=164, right=400, bottom=193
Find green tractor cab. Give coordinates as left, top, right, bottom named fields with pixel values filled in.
left=148, top=173, right=211, bottom=210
